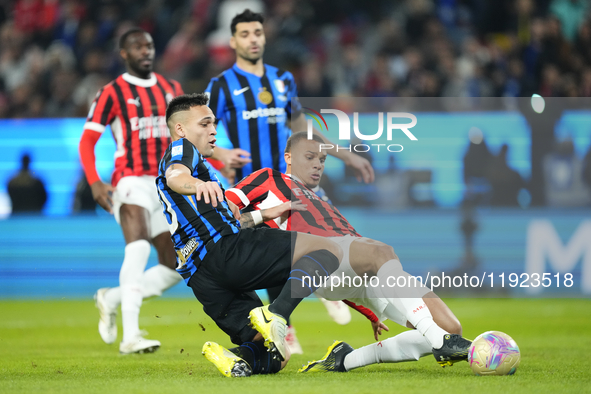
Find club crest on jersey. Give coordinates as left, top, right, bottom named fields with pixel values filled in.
left=274, top=79, right=285, bottom=93
left=258, top=88, right=273, bottom=105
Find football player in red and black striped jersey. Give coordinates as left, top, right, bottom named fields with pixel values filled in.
left=79, top=28, right=183, bottom=354
left=227, top=131, right=472, bottom=371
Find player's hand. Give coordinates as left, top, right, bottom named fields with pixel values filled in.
left=262, top=200, right=307, bottom=221
left=224, top=148, right=252, bottom=169
left=220, top=166, right=236, bottom=185
left=195, top=181, right=224, bottom=207
left=90, top=180, right=114, bottom=214
left=345, top=152, right=375, bottom=183
left=371, top=320, right=389, bottom=341
left=227, top=199, right=241, bottom=220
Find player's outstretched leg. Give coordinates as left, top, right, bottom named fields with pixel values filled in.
left=298, top=341, right=353, bottom=373
left=94, top=287, right=117, bottom=344
left=202, top=342, right=253, bottom=377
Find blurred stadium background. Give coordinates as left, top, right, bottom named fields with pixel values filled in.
left=1, top=0, right=591, bottom=300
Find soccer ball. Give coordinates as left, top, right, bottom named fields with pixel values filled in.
left=468, top=331, right=520, bottom=376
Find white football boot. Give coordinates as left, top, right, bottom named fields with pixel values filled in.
left=94, top=288, right=117, bottom=344
left=285, top=325, right=304, bottom=355
left=119, top=335, right=161, bottom=354
left=319, top=298, right=351, bottom=325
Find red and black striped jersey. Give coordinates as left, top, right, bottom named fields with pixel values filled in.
left=84, top=72, right=183, bottom=186
left=226, top=168, right=360, bottom=237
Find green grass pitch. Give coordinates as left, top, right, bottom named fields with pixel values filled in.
left=1, top=298, right=590, bottom=393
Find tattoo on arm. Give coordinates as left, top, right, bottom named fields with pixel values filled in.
left=239, top=212, right=255, bottom=228
left=182, top=183, right=193, bottom=190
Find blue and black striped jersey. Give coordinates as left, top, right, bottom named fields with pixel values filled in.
left=205, top=63, right=302, bottom=180
left=156, top=138, right=240, bottom=283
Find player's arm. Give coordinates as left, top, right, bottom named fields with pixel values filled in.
left=79, top=89, right=115, bottom=213
left=291, top=113, right=375, bottom=183
left=342, top=299, right=389, bottom=341
left=165, top=163, right=224, bottom=207
left=209, top=146, right=252, bottom=169
left=239, top=200, right=307, bottom=228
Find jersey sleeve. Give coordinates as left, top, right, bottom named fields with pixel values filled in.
left=226, top=168, right=275, bottom=209
left=79, top=87, right=116, bottom=185
left=205, top=77, right=227, bottom=125
left=172, top=79, right=184, bottom=95
left=284, top=71, right=302, bottom=119
left=164, top=139, right=200, bottom=173
left=84, top=87, right=116, bottom=133
left=342, top=300, right=379, bottom=323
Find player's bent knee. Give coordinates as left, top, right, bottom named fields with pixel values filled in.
left=325, top=241, right=343, bottom=262
left=376, top=243, right=397, bottom=262
left=370, top=243, right=398, bottom=273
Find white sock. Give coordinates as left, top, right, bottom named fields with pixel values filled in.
left=141, top=264, right=182, bottom=298
left=102, top=265, right=181, bottom=307
left=375, top=260, right=448, bottom=349
left=120, top=239, right=151, bottom=343
left=344, top=330, right=432, bottom=370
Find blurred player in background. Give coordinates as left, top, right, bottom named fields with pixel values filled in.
left=78, top=28, right=183, bottom=354
left=225, top=131, right=472, bottom=372
left=205, top=9, right=373, bottom=350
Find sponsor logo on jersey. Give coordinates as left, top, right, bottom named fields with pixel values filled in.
left=233, top=86, right=250, bottom=96
left=176, top=237, right=199, bottom=266
left=291, top=185, right=320, bottom=201
left=130, top=115, right=170, bottom=139
left=126, top=97, right=141, bottom=107
left=242, top=107, right=285, bottom=120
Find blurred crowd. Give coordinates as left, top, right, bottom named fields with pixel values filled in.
left=1, top=0, right=591, bottom=119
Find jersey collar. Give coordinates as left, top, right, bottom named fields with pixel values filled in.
left=232, top=63, right=267, bottom=78
left=286, top=173, right=320, bottom=192
left=122, top=72, right=157, bottom=87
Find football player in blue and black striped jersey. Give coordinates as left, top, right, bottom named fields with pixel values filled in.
left=206, top=9, right=374, bottom=184
left=156, top=93, right=345, bottom=376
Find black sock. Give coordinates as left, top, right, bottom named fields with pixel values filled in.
left=229, top=341, right=282, bottom=374
left=266, top=286, right=290, bottom=326
left=269, top=249, right=339, bottom=319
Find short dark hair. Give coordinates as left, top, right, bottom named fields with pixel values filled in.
left=231, top=9, right=264, bottom=35
left=285, top=131, right=325, bottom=153
left=166, top=93, right=210, bottom=124
left=119, top=28, right=148, bottom=49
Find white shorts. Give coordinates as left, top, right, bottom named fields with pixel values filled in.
left=315, top=235, right=408, bottom=327
left=113, top=175, right=169, bottom=239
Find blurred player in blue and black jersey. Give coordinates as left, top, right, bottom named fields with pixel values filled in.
left=205, top=9, right=374, bottom=185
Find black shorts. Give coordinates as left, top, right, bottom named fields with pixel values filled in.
left=188, top=227, right=296, bottom=345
